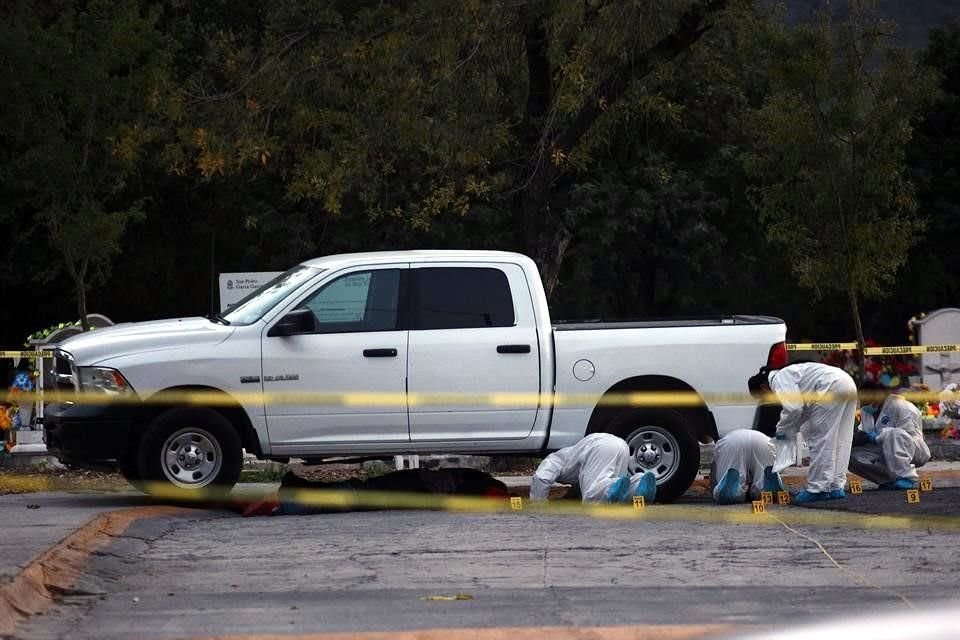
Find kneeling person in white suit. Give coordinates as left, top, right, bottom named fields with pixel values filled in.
left=711, top=429, right=785, bottom=504
left=850, top=383, right=931, bottom=490
left=530, top=433, right=657, bottom=504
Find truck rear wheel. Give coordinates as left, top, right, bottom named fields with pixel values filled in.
left=605, top=408, right=699, bottom=503
left=137, top=407, right=242, bottom=499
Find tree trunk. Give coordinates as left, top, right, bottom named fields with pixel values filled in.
left=848, top=286, right=865, bottom=385
left=515, top=0, right=729, bottom=301
left=78, top=285, right=89, bottom=331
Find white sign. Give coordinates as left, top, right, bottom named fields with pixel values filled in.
left=219, top=272, right=282, bottom=312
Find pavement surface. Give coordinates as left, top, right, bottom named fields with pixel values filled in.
left=2, top=465, right=960, bottom=640
left=0, top=492, right=152, bottom=582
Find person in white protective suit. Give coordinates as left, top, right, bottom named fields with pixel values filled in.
left=529, top=433, right=657, bottom=504
left=711, top=429, right=785, bottom=504
left=748, top=362, right=857, bottom=504
left=849, top=382, right=931, bottom=490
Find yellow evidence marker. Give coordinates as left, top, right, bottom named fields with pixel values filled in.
left=632, top=495, right=646, bottom=510
left=776, top=491, right=791, bottom=505
left=751, top=500, right=766, bottom=514
left=920, top=478, right=933, bottom=492
left=849, top=480, right=863, bottom=495
left=906, top=489, right=920, bottom=504
left=760, top=491, right=773, bottom=504
left=510, top=497, right=523, bottom=511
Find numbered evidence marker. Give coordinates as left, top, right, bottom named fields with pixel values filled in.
left=906, top=489, right=920, bottom=504
left=920, top=478, right=933, bottom=492
left=760, top=491, right=773, bottom=504
left=849, top=480, right=863, bottom=495
left=510, top=497, right=523, bottom=511
left=752, top=500, right=766, bottom=514
left=776, top=491, right=791, bottom=505
left=632, top=495, right=646, bottom=510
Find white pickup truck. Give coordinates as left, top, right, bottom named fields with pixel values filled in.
left=45, top=250, right=787, bottom=501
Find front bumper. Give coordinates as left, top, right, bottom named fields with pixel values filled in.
left=44, top=402, right=137, bottom=464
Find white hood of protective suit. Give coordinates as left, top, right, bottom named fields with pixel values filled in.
left=57, top=317, right=235, bottom=366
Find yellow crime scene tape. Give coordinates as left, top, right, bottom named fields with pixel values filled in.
left=0, top=350, right=54, bottom=358
left=786, top=343, right=859, bottom=351
left=864, top=344, right=960, bottom=356
left=786, top=342, right=960, bottom=355
left=1, top=474, right=956, bottom=533
left=1, top=388, right=953, bottom=408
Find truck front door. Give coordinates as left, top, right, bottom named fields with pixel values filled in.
left=261, top=265, right=409, bottom=450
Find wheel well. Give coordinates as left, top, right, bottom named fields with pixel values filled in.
left=585, top=375, right=718, bottom=444
left=132, top=386, right=263, bottom=458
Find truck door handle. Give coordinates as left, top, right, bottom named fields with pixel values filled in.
left=497, top=344, right=531, bottom=354
left=363, top=348, right=398, bottom=358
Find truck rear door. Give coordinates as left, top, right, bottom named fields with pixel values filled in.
left=407, top=263, right=541, bottom=441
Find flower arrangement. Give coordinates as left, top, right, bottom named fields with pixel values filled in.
left=25, top=319, right=87, bottom=346
left=818, top=338, right=919, bottom=387
left=1, top=370, right=35, bottom=452
left=939, top=383, right=960, bottom=440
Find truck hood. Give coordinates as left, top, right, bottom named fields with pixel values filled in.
left=57, top=317, right=235, bottom=365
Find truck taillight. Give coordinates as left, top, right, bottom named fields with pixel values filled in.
left=767, top=342, right=788, bottom=369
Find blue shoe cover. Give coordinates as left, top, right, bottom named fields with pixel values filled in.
left=604, top=475, right=632, bottom=503
left=878, top=479, right=919, bottom=490
left=762, top=466, right=785, bottom=493
left=715, top=468, right=742, bottom=505
left=635, top=471, right=657, bottom=504
left=828, top=489, right=846, bottom=499
left=792, top=489, right=832, bottom=504
left=893, top=478, right=918, bottom=490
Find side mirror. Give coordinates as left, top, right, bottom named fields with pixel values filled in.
left=267, top=308, right=316, bottom=337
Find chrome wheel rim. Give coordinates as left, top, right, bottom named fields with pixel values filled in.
left=160, top=427, right=222, bottom=489
left=626, top=425, right=680, bottom=484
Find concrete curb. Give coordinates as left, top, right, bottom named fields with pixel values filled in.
left=0, top=505, right=189, bottom=637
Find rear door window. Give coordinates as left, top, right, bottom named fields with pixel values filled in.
left=412, top=267, right=515, bottom=329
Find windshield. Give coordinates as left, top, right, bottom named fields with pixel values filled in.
left=221, top=265, right=322, bottom=325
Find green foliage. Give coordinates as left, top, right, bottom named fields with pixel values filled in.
left=0, top=0, right=952, bottom=351
left=742, top=4, right=939, bottom=346
left=0, top=0, right=168, bottom=321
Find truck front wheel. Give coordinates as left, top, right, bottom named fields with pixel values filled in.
left=605, top=408, right=699, bottom=503
left=137, top=407, right=242, bottom=498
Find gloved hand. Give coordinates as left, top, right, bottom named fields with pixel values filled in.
left=774, top=431, right=788, bottom=441
left=865, top=431, right=878, bottom=444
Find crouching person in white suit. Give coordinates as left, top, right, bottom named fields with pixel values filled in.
left=850, top=382, right=931, bottom=490
left=711, top=429, right=785, bottom=504
left=530, top=433, right=657, bottom=504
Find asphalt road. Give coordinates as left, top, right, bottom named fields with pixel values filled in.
left=14, top=491, right=960, bottom=640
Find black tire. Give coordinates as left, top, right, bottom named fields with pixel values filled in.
left=604, top=408, right=700, bottom=503
left=117, top=453, right=146, bottom=493
left=137, top=407, right=242, bottom=499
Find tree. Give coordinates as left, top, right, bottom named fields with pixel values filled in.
left=167, top=0, right=732, bottom=298
left=742, top=3, right=939, bottom=362
left=0, top=0, right=171, bottom=327
left=892, top=19, right=960, bottom=326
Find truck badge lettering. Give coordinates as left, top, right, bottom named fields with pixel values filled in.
left=264, top=374, right=300, bottom=382
left=240, top=376, right=260, bottom=384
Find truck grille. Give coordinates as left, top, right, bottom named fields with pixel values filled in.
left=47, top=350, right=78, bottom=397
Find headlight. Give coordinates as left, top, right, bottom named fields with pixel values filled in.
left=77, top=367, right=136, bottom=395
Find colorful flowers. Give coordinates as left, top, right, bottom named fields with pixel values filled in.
left=818, top=341, right=919, bottom=388
left=1, top=370, right=35, bottom=453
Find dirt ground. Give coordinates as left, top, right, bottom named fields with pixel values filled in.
left=0, top=458, right=543, bottom=496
